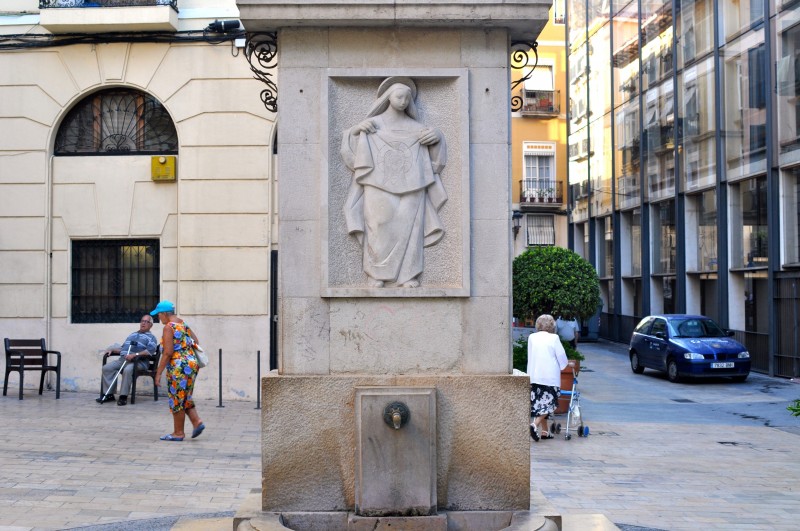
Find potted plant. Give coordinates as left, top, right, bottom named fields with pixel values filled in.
left=513, top=246, right=601, bottom=326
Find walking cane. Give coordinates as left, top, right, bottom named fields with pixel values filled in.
left=100, top=342, right=135, bottom=402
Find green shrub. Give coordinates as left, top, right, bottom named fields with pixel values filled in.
left=513, top=246, right=601, bottom=323
left=789, top=399, right=800, bottom=417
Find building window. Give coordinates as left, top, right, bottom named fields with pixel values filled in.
left=653, top=200, right=676, bottom=274
left=553, top=0, right=565, bottom=25
left=628, top=208, right=642, bottom=276
left=522, top=142, right=556, bottom=201
left=599, top=216, right=614, bottom=278
left=525, top=153, right=553, bottom=180
left=525, top=64, right=554, bottom=92
left=72, top=239, right=160, bottom=323
left=697, top=189, right=718, bottom=271
left=55, top=88, right=178, bottom=155
left=731, top=176, right=768, bottom=268
left=526, top=215, right=555, bottom=246
left=747, top=44, right=766, bottom=110
left=785, top=167, right=800, bottom=265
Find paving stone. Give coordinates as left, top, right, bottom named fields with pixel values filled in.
left=1, top=340, right=798, bottom=530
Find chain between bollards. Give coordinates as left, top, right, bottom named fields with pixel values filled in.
left=255, top=349, right=261, bottom=410
left=216, top=348, right=224, bottom=408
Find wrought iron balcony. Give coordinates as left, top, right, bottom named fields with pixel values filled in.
left=519, top=179, right=564, bottom=210
left=519, top=89, right=561, bottom=117
left=39, top=0, right=179, bottom=32
left=40, top=1, right=177, bottom=8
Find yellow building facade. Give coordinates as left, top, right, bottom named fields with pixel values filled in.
left=511, top=7, right=569, bottom=256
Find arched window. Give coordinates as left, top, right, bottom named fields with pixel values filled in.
left=55, top=88, right=178, bottom=155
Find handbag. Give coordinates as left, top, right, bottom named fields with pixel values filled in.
left=194, top=345, right=209, bottom=368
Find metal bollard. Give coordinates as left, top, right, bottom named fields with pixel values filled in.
left=255, top=350, right=261, bottom=410
left=216, top=348, right=224, bottom=408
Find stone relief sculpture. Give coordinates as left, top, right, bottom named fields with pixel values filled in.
left=340, top=77, right=448, bottom=288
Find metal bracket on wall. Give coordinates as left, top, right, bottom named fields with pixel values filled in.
left=245, top=32, right=278, bottom=113
left=510, top=40, right=539, bottom=113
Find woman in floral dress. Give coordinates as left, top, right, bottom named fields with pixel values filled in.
left=151, top=300, right=205, bottom=441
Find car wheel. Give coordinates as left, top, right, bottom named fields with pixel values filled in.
left=732, top=374, right=748, bottom=383
left=666, top=358, right=681, bottom=383
left=630, top=351, right=645, bottom=374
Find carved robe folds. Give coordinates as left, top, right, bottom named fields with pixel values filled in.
left=341, top=116, right=447, bottom=286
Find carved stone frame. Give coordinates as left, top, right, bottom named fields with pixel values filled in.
left=321, top=69, right=471, bottom=298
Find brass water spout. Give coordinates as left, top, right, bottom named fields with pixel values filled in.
left=392, top=410, right=402, bottom=429
left=383, top=401, right=410, bottom=430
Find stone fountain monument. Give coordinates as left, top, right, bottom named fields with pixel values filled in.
left=236, top=1, right=555, bottom=529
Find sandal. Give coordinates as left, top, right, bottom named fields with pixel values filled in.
left=191, top=423, right=205, bottom=439
left=540, top=430, right=554, bottom=440
left=530, top=425, right=540, bottom=441
left=159, top=434, right=184, bottom=441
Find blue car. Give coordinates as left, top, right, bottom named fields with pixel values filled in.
left=629, top=314, right=751, bottom=383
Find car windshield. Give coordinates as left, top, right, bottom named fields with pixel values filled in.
left=668, top=317, right=727, bottom=338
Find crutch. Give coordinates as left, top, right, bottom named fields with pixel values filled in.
left=100, top=342, right=134, bottom=402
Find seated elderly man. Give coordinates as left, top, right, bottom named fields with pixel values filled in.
left=97, top=315, right=158, bottom=406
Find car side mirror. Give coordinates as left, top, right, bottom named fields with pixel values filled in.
left=726, top=330, right=735, bottom=337
left=655, top=332, right=666, bottom=340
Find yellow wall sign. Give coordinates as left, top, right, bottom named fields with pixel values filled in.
left=151, top=156, right=177, bottom=181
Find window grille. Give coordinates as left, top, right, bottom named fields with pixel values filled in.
left=55, top=89, right=177, bottom=155
left=72, top=239, right=160, bottom=323
left=526, top=215, right=555, bottom=246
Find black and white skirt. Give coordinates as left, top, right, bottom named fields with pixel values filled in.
left=530, top=383, right=560, bottom=416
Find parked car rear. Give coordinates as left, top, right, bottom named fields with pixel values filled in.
left=628, top=314, right=750, bottom=383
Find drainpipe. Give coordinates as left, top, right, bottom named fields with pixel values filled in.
left=45, top=154, right=53, bottom=389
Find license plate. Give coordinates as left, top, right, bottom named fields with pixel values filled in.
left=711, top=362, right=734, bottom=369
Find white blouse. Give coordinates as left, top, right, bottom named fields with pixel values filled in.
left=526, top=331, right=569, bottom=387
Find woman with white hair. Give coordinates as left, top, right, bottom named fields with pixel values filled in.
left=527, top=314, right=570, bottom=441
left=340, top=76, right=448, bottom=288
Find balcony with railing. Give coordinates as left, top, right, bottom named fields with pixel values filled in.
left=519, top=89, right=561, bottom=118
left=39, top=0, right=179, bottom=33
left=519, top=179, right=564, bottom=210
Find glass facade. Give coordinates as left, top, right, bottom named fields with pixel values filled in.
left=566, top=0, right=800, bottom=377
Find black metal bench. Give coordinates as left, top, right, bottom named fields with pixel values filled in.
left=3, top=338, right=62, bottom=400
left=100, top=346, right=161, bottom=404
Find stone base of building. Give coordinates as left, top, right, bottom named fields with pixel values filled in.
left=260, top=374, right=531, bottom=513
left=235, top=491, right=562, bottom=530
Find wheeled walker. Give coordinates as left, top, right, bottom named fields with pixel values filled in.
left=560, top=364, right=589, bottom=440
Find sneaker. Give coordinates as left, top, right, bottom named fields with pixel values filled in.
left=117, top=396, right=128, bottom=406
left=96, top=394, right=115, bottom=404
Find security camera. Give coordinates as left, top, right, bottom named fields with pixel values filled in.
left=208, top=19, right=241, bottom=33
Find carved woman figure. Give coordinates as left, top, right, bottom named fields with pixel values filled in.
left=340, top=77, right=447, bottom=288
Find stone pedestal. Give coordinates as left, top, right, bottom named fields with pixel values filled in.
left=237, top=0, right=552, bottom=521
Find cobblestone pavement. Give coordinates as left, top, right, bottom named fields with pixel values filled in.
left=1, top=339, right=798, bottom=530
left=0, top=390, right=261, bottom=530
left=530, top=340, right=800, bottom=531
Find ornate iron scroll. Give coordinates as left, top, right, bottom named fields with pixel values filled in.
left=510, top=41, right=539, bottom=113
left=245, top=32, right=278, bottom=113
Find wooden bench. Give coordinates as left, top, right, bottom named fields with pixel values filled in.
left=100, top=346, right=161, bottom=404
left=3, top=338, right=62, bottom=400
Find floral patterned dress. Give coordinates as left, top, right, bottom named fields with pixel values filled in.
left=164, top=321, right=199, bottom=413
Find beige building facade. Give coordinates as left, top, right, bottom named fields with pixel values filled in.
left=0, top=0, right=276, bottom=400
